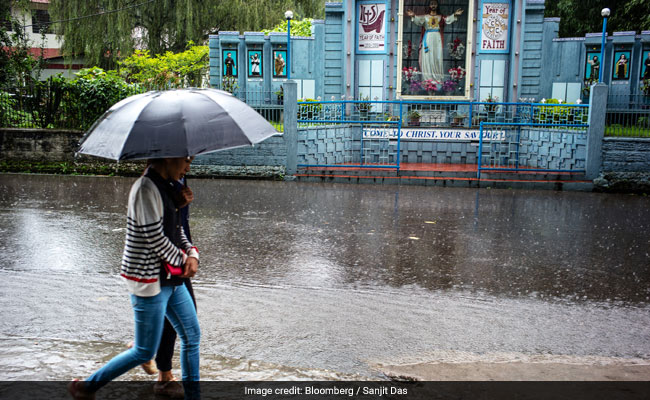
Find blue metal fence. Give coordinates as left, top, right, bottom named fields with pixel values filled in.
left=296, top=100, right=590, bottom=174
left=213, top=86, right=284, bottom=132
left=477, top=120, right=590, bottom=179
left=297, top=100, right=403, bottom=170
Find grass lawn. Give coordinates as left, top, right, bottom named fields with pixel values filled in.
left=605, top=125, right=650, bottom=138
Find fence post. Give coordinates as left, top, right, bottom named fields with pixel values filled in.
left=283, top=80, right=298, bottom=176
left=585, top=83, right=608, bottom=180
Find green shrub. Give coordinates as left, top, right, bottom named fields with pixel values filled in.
left=66, top=67, right=138, bottom=129
left=298, top=98, right=322, bottom=120
left=535, top=99, right=587, bottom=125
left=262, top=18, right=314, bottom=37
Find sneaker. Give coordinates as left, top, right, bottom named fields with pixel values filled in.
left=67, top=379, right=95, bottom=400
left=153, top=380, right=185, bottom=399
left=126, top=341, right=158, bottom=375
left=141, top=359, right=158, bottom=375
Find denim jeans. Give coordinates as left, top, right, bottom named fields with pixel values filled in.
left=84, top=284, right=200, bottom=393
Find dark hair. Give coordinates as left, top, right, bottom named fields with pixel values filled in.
left=428, top=1, right=440, bottom=14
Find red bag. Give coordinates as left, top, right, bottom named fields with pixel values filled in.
left=164, top=249, right=186, bottom=276
left=164, top=262, right=184, bottom=276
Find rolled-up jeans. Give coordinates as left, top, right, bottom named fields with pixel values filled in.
left=84, top=284, right=200, bottom=393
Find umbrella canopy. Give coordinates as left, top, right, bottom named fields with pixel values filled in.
left=77, top=88, right=278, bottom=160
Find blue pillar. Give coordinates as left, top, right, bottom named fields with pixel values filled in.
left=586, top=83, right=608, bottom=179
left=284, top=80, right=298, bottom=176
left=599, top=10, right=609, bottom=82
left=287, top=18, right=291, bottom=80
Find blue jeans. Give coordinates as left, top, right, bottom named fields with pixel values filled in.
left=84, top=285, right=200, bottom=393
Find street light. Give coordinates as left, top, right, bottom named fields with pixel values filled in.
left=599, top=8, right=610, bottom=82
left=285, top=10, right=293, bottom=80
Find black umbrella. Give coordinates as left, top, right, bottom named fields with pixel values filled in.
left=77, top=88, right=278, bottom=160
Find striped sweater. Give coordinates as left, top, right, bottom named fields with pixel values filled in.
left=121, top=175, right=199, bottom=297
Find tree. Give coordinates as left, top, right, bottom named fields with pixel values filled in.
left=49, top=0, right=324, bottom=69
left=0, top=0, right=46, bottom=87
left=119, top=43, right=209, bottom=88
left=544, top=0, right=650, bottom=38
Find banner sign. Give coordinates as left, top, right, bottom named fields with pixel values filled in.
left=363, top=127, right=506, bottom=141
left=358, top=2, right=387, bottom=53
left=480, top=1, right=510, bottom=53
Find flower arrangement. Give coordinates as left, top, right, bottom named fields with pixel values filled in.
left=357, top=95, right=372, bottom=113
left=447, top=37, right=465, bottom=60
left=402, top=66, right=419, bottom=83
left=441, top=79, right=458, bottom=93
left=483, top=93, right=499, bottom=112
left=448, top=66, right=466, bottom=81
left=409, top=80, right=423, bottom=93
left=422, top=79, right=438, bottom=92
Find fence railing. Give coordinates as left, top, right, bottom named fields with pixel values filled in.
left=296, top=100, right=589, bottom=128
left=296, top=100, right=403, bottom=169
left=605, top=94, right=650, bottom=137
left=477, top=122, right=590, bottom=179
left=1, top=83, right=284, bottom=132
left=295, top=100, right=590, bottom=171
left=0, top=84, right=148, bottom=130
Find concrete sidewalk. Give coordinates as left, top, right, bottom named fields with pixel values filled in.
left=376, top=360, right=650, bottom=381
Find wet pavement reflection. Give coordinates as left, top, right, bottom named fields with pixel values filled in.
left=0, top=174, right=649, bottom=380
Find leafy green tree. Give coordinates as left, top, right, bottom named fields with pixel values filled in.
left=119, top=43, right=209, bottom=88
left=50, top=0, right=324, bottom=69
left=262, top=18, right=315, bottom=37
left=0, top=0, right=46, bottom=86
left=545, top=0, right=650, bottom=37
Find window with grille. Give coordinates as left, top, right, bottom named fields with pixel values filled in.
left=358, top=59, right=384, bottom=111
left=479, top=59, right=506, bottom=103
left=32, top=9, right=50, bottom=34
left=1, top=11, right=12, bottom=31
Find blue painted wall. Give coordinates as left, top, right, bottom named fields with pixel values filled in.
left=209, top=23, right=326, bottom=99
left=208, top=1, right=650, bottom=104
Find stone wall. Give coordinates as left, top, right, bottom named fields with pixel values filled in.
left=602, top=137, right=650, bottom=172
left=193, top=135, right=286, bottom=166
left=0, top=128, right=84, bottom=161
left=0, top=128, right=287, bottom=179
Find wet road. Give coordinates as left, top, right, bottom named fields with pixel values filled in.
left=0, top=174, right=649, bottom=380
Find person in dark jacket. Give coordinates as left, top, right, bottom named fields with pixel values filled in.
left=150, top=177, right=197, bottom=398
left=69, top=157, right=201, bottom=400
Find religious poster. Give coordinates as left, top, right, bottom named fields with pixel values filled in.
left=584, top=51, right=601, bottom=80
left=222, top=49, right=237, bottom=77
left=358, top=2, right=387, bottom=53
left=248, top=50, right=262, bottom=78
left=479, top=1, right=510, bottom=53
left=398, top=0, right=473, bottom=99
left=612, top=50, right=631, bottom=80
left=641, top=50, right=650, bottom=80
left=273, top=50, right=287, bottom=78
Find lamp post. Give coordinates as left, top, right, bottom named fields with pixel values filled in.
left=599, top=8, right=610, bottom=82
left=285, top=10, right=293, bottom=80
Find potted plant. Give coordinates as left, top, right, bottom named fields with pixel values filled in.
left=357, top=95, right=372, bottom=119
left=275, top=86, right=284, bottom=105
left=451, top=112, right=467, bottom=127
left=407, top=109, right=421, bottom=126
left=483, top=93, right=499, bottom=121
left=641, top=79, right=650, bottom=97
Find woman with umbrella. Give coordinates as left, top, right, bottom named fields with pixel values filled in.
left=70, top=88, right=278, bottom=400
left=68, top=156, right=201, bottom=399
